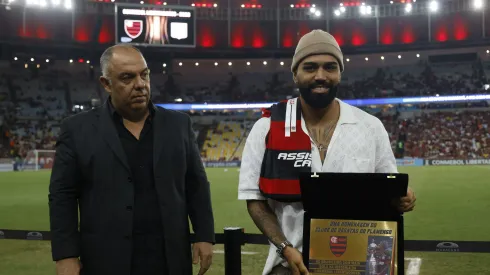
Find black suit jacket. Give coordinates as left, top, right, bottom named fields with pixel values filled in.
left=48, top=101, right=215, bottom=275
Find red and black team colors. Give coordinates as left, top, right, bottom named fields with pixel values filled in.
left=259, top=97, right=312, bottom=202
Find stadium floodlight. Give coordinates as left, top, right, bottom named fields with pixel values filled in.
left=360, top=5, right=372, bottom=15
left=473, top=0, right=483, bottom=9
left=346, top=58, right=350, bottom=62
left=40, top=0, right=47, bottom=7
left=228, top=62, right=232, bottom=66
left=280, top=61, right=284, bottom=65
left=69, top=59, right=73, bottom=63
left=37, top=64, right=40, bottom=68
left=214, top=62, right=218, bottom=66
left=290, top=4, right=294, bottom=8
left=140, top=1, right=144, bottom=3
left=14, top=57, right=17, bottom=60
left=46, top=59, right=49, bottom=63
left=195, top=62, right=199, bottom=66
left=263, top=61, right=267, bottom=65
left=191, top=3, right=195, bottom=6
left=429, top=0, right=438, bottom=12
left=246, top=61, right=250, bottom=65
left=30, top=58, right=34, bottom=61
left=381, top=56, right=384, bottom=60
left=178, top=62, right=182, bottom=66
left=163, top=2, right=167, bottom=5
left=213, top=3, right=217, bottom=7
left=309, top=6, right=321, bottom=16
left=24, top=64, right=28, bottom=68
left=51, top=0, right=60, bottom=6
left=487, top=50, right=489, bottom=53
left=405, top=3, right=412, bottom=13
left=365, top=57, right=369, bottom=61
left=390, top=1, right=393, bottom=3
left=111, top=0, right=115, bottom=2
left=64, top=0, right=72, bottom=9
left=163, top=63, right=166, bottom=67
left=484, top=84, right=489, bottom=90
left=416, top=54, right=420, bottom=57
left=86, top=60, right=90, bottom=64
left=334, top=5, right=346, bottom=16
left=398, top=55, right=402, bottom=59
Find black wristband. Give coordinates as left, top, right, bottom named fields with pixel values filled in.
left=276, top=241, right=293, bottom=259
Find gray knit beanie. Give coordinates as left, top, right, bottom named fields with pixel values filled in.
left=291, top=29, right=344, bottom=73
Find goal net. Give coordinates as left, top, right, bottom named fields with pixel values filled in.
left=22, top=149, right=56, bottom=171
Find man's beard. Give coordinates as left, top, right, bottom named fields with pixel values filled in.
left=297, top=81, right=338, bottom=109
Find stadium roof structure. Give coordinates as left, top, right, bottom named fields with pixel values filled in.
left=0, top=0, right=489, bottom=60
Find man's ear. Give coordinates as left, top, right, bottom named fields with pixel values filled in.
left=99, top=76, right=112, bottom=94
left=292, top=70, right=298, bottom=84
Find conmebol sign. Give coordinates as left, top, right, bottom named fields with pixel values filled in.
left=426, top=159, right=490, bottom=166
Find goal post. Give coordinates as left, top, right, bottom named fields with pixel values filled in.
left=23, top=149, right=56, bottom=171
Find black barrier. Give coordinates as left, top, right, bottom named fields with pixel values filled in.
left=2, top=228, right=490, bottom=275
left=224, top=227, right=243, bottom=275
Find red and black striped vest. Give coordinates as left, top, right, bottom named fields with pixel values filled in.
left=259, top=98, right=312, bottom=202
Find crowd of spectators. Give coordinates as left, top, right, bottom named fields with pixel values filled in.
left=381, top=111, right=490, bottom=160
left=172, top=60, right=489, bottom=103
left=1, top=59, right=489, bottom=162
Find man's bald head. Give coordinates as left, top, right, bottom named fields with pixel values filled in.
left=99, top=44, right=150, bottom=121
left=100, top=44, right=143, bottom=77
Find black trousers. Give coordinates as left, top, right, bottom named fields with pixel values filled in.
left=131, top=234, right=168, bottom=275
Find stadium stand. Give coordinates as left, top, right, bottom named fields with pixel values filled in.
left=380, top=110, right=490, bottom=160
left=1, top=55, right=489, bottom=163
left=201, top=120, right=249, bottom=161
left=170, top=59, right=489, bottom=102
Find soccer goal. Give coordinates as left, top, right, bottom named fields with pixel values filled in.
left=22, top=149, right=56, bottom=171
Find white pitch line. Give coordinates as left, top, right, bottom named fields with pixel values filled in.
left=213, top=250, right=259, bottom=255
left=406, top=257, right=422, bottom=275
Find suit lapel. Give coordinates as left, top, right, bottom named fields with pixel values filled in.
left=95, top=103, right=131, bottom=173
left=152, top=107, right=168, bottom=173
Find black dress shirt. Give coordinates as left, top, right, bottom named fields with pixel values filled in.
left=108, top=100, right=168, bottom=275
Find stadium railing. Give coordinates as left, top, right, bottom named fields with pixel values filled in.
left=1, top=227, right=490, bottom=275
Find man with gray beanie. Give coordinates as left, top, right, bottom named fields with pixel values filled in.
left=238, top=29, right=417, bottom=275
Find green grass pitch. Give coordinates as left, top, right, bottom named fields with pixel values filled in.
left=1, top=166, right=489, bottom=274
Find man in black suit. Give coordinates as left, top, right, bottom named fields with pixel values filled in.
left=48, top=44, right=215, bottom=275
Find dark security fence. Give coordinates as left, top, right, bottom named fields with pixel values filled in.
left=1, top=227, right=490, bottom=275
